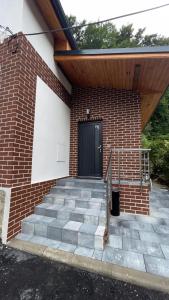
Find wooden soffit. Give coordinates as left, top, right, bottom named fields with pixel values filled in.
left=55, top=50, right=169, bottom=129
left=35, top=0, right=76, bottom=50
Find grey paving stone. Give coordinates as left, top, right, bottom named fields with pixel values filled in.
left=107, top=235, right=122, bottom=249
left=49, top=219, right=68, bottom=229
left=78, top=232, right=95, bottom=249
left=63, top=221, right=82, bottom=231
left=75, top=246, right=94, bottom=258
left=22, top=222, right=34, bottom=235
left=153, top=224, right=169, bottom=235
left=81, top=190, right=91, bottom=199
left=139, top=231, right=169, bottom=245
left=62, top=228, right=78, bottom=245
left=99, top=215, right=106, bottom=226
left=64, top=199, right=76, bottom=208
left=159, top=207, right=169, bottom=214
left=53, top=198, right=65, bottom=206
left=144, top=255, right=169, bottom=278
left=58, top=242, right=76, bottom=253
left=135, top=214, right=162, bottom=225
left=102, top=247, right=146, bottom=272
left=151, top=211, right=169, bottom=219
left=161, top=244, right=169, bottom=259
left=118, top=220, right=154, bottom=232
left=47, top=226, right=62, bottom=241
left=34, top=223, right=47, bottom=237
left=23, top=214, right=42, bottom=223
left=123, top=237, right=164, bottom=258
left=56, top=207, right=73, bottom=220
left=79, top=223, right=97, bottom=234
left=113, top=213, right=136, bottom=221
left=109, top=225, right=140, bottom=239
left=92, top=250, right=103, bottom=261
left=90, top=202, right=101, bottom=209
left=35, top=203, right=50, bottom=215
left=35, top=216, right=55, bottom=224
left=30, top=236, right=61, bottom=248
left=70, top=212, right=84, bottom=222
left=15, top=233, right=32, bottom=241
left=86, top=209, right=100, bottom=216
left=84, top=215, right=98, bottom=225
left=76, top=200, right=89, bottom=209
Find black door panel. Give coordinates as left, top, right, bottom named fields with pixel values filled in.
left=78, top=121, right=102, bottom=177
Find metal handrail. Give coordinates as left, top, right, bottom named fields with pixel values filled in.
left=104, top=147, right=151, bottom=243
left=104, top=149, right=112, bottom=242
left=111, top=148, right=151, bottom=188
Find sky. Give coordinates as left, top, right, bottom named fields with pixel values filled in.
left=60, top=0, right=169, bottom=37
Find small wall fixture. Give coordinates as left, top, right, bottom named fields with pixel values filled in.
left=86, top=109, right=90, bottom=118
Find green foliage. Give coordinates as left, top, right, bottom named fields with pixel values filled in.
left=143, top=89, right=169, bottom=184
left=144, top=89, right=169, bottom=138
left=67, top=15, right=169, bottom=49
left=142, top=136, right=169, bottom=184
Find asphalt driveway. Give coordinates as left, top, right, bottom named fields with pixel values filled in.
left=0, top=241, right=169, bottom=300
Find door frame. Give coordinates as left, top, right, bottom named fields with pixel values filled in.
left=78, top=120, right=103, bottom=178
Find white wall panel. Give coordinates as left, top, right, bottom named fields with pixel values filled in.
left=31, top=77, right=70, bottom=183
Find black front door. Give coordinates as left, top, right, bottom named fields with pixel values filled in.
left=78, top=121, right=103, bottom=177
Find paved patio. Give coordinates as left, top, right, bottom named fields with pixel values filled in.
left=16, top=182, right=169, bottom=278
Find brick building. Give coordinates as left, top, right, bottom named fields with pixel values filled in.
left=0, top=0, right=169, bottom=246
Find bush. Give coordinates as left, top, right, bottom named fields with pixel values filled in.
left=142, top=135, right=169, bottom=184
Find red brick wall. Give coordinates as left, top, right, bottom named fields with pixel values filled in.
left=0, top=34, right=71, bottom=240
left=70, top=87, right=141, bottom=178
left=0, top=34, right=70, bottom=188
left=7, top=180, right=56, bottom=240
left=70, top=87, right=149, bottom=214
left=113, top=184, right=149, bottom=215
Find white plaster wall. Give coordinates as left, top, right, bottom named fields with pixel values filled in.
left=0, top=188, right=11, bottom=244
left=0, top=0, right=23, bottom=34
left=31, top=77, right=70, bottom=183
left=0, top=0, right=71, bottom=93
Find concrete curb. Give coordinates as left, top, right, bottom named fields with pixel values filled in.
left=9, top=239, right=169, bottom=294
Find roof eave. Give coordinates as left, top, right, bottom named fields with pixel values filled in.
left=51, top=0, right=77, bottom=50
left=55, top=45, right=169, bottom=56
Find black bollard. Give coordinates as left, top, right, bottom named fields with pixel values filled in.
left=111, top=190, right=120, bottom=216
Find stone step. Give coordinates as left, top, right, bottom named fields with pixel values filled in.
left=43, top=194, right=106, bottom=210
left=34, top=203, right=106, bottom=226
left=57, top=178, right=106, bottom=190
left=50, top=186, right=106, bottom=199
left=21, top=214, right=105, bottom=250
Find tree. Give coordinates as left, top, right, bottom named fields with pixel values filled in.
left=144, top=89, right=169, bottom=138
left=67, top=15, right=169, bottom=49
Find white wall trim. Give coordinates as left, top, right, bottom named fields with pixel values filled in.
left=1, top=187, right=11, bottom=244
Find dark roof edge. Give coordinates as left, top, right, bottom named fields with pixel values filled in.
left=50, top=0, right=77, bottom=50
left=55, top=45, right=169, bottom=56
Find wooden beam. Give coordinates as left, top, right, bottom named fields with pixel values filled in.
left=55, top=53, right=169, bottom=62
left=141, top=93, right=162, bottom=129
left=35, top=0, right=71, bottom=49
left=132, top=64, right=141, bottom=91
left=55, top=39, right=71, bottom=51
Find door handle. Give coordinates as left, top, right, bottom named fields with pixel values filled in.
left=98, top=145, right=102, bottom=152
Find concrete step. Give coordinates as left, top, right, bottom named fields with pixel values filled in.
left=57, top=178, right=106, bottom=190
left=21, top=214, right=105, bottom=250
left=50, top=186, right=106, bottom=199
left=43, top=194, right=106, bottom=210
left=35, top=203, right=106, bottom=226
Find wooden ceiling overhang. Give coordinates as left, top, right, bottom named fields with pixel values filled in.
left=54, top=47, right=169, bottom=129
left=35, top=0, right=77, bottom=50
